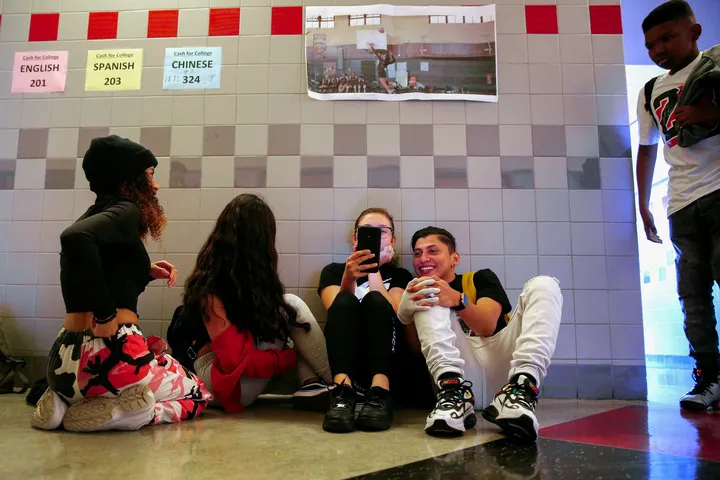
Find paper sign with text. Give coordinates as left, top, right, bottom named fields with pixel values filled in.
left=85, top=49, right=143, bottom=91
left=11, top=51, right=68, bottom=93
left=163, top=47, right=222, bottom=90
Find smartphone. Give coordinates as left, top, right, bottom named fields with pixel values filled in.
left=356, top=226, right=382, bottom=274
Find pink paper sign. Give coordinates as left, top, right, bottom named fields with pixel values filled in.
left=12, top=51, right=68, bottom=93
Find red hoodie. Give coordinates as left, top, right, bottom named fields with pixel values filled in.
left=209, top=326, right=297, bottom=413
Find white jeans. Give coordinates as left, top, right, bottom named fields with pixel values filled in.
left=413, top=276, right=563, bottom=409
left=194, top=294, right=332, bottom=408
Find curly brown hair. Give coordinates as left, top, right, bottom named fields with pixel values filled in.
left=120, top=172, right=166, bottom=242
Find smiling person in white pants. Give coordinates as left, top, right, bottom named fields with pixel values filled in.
left=398, top=227, right=563, bottom=441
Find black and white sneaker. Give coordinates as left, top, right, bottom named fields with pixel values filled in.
left=425, top=377, right=477, bottom=437
left=322, top=384, right=357, bottom=433
left=356, top=386, right=394, bottom=431
left=482, top=374, right=540, bottom=441
left=679, top=368, right=720, bottom=411
left=292, top=379, right=332, bottom=412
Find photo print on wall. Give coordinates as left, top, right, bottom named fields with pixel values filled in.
left=305, top=4, right=498, bottom=102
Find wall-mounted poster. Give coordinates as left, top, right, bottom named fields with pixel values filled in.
left=305, top=4, right=497, bottom=102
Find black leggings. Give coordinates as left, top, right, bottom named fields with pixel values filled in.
left=325, top=291, right=396, bottom=385
left=324, top=290, right=436, bottom=406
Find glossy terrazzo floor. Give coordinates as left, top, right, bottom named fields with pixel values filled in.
left=0, top=393, right=718, bottom=479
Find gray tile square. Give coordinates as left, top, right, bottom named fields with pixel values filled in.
left=334, top=125, right=367, bottom=156
left=543, top=364, right=578, bottom=399
left=234, top=156, right=267, bottom=188
left=301, top=156, right=333, bottom=188
left=45, top=159, right=76, bottom=190
left=501, top=157, right=534, bottom=189
left=400, top=125, right=434, bottom=156
left=0, top=159, right=15, bottom=190
left=17, top=128, right=49, bottom=159
left=577, top=364, right=613, bottom=399
left=612, top=365, right=647, bottom=400
left=598, top=125, right=632, bottom=158
left=169, top=157, right=202, bottom=188
left=434, top=156, right=467, bottom=189
left=368, top=156, right=400, bottom=189
left=203, top=126, right=237, bottom=157
left=77, top=127, right=110, bottom=157
left=532, top=125, right=566, bottom=157
left=466, top=125, right=500, bottom=156
left=140, top=127, right=172, bottom=157
left=268, top=124, right=301, bottom=156
left=567, top=157, right=601, bottom=190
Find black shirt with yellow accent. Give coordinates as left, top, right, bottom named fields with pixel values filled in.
left=448, top=270, right=512, bottom=336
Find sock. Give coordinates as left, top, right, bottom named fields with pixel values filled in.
left=369, top=386, right=390, bottom=397
left=439, top=372, right=462, bottom=381
left=512, top=372, right=537, bottom=385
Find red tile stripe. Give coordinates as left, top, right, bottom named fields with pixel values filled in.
left=525, top=5, right=558, bottom=35
left=10, top=7, right=625, bottom=41
left=87, top=11, right=119, bottom=40
left=148, top=9, right=179, bottom=38
left=29, top=13, right=60, bottom=42
left=271, top=6, right=303, bottom=35
left=209, top=8, right=240, bottom=37
left=590, top=5, right=623, bottom=34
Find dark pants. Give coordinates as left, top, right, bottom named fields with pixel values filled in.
left=669, top=189, right=720, bottom=372
left=324, top=290, right=435, bottom=406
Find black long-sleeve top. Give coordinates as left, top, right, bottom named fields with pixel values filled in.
left=60, top=197, right=152, bottom=319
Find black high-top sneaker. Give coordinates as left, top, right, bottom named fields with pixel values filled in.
left=356, top=386, right=394, bottom=431
left=482, top=374, right=540, bottom=441
left=322, top=384, right=357, bottom=433
left=679, top=368, right=720, bottom=411
left=425, top=376, right=477, bottom=437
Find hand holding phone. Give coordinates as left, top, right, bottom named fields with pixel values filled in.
left=355, top=226, right=382, bottom=274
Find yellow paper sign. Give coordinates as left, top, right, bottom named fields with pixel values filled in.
left=85, top=49, right=143, bottom=91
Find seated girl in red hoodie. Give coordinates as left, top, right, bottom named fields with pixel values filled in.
left=181, top=194, right=332, bottom=412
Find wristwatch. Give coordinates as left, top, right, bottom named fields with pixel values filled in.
left=451, top=292, right=468, bottom=312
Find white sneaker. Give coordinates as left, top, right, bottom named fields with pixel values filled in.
left=63, top=384, right=155, bottom=432
left=31, top=389, right=68, bottom=430
left=425, top=377, right=477, bottom=437
left=482, top=374, right=540, bottom=441
left=679, top=368, right=720, bottom=411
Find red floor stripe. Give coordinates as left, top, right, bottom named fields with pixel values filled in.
left=540, top=406, right=720, bottom=462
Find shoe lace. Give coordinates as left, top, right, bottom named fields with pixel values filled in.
left=689, top=369, right=716, bottom=395
left=499, top=382, right=537, bottom=411
left=436, top=380, right=473, bottom=409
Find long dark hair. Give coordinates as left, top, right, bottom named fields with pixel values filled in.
left=183, top=194, right=307, bottom=342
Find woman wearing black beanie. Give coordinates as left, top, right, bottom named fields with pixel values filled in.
left=31, top=135, right=213, bottom=432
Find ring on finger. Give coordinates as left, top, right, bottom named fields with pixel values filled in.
left=427, top=292, right=436, bottom=298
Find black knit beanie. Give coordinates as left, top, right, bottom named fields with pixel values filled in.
left=82, top=135, right=158, bottom=194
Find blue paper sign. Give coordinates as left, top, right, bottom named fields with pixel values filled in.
left=163, top=47, right=222, bottom=90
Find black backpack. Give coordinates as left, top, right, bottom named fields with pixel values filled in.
left=167, top=306, right=210, bottom=373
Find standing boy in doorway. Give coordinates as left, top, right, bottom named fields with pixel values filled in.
left=636, top=0, right=720, bottom=410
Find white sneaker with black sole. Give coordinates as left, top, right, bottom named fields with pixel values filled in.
left=31, top=389, right=68, bottom=430
left=292, top=379, right=332, bottom=412
left=425, top=377, right=477, bottom=437
left=679, top=368, right=720, bottom=411
left=62, top=384, right=155, bottom=432
left=482, top=374, right=540, bottom=441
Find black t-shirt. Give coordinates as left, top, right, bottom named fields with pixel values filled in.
left=448, top=270, right=512, bottom=336
left=318, top=262, right=413, bottom=299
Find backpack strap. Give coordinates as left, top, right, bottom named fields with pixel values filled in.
left=644, top=76, right=659, bottom=127
left=461, top=271, right=477, bottom=304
